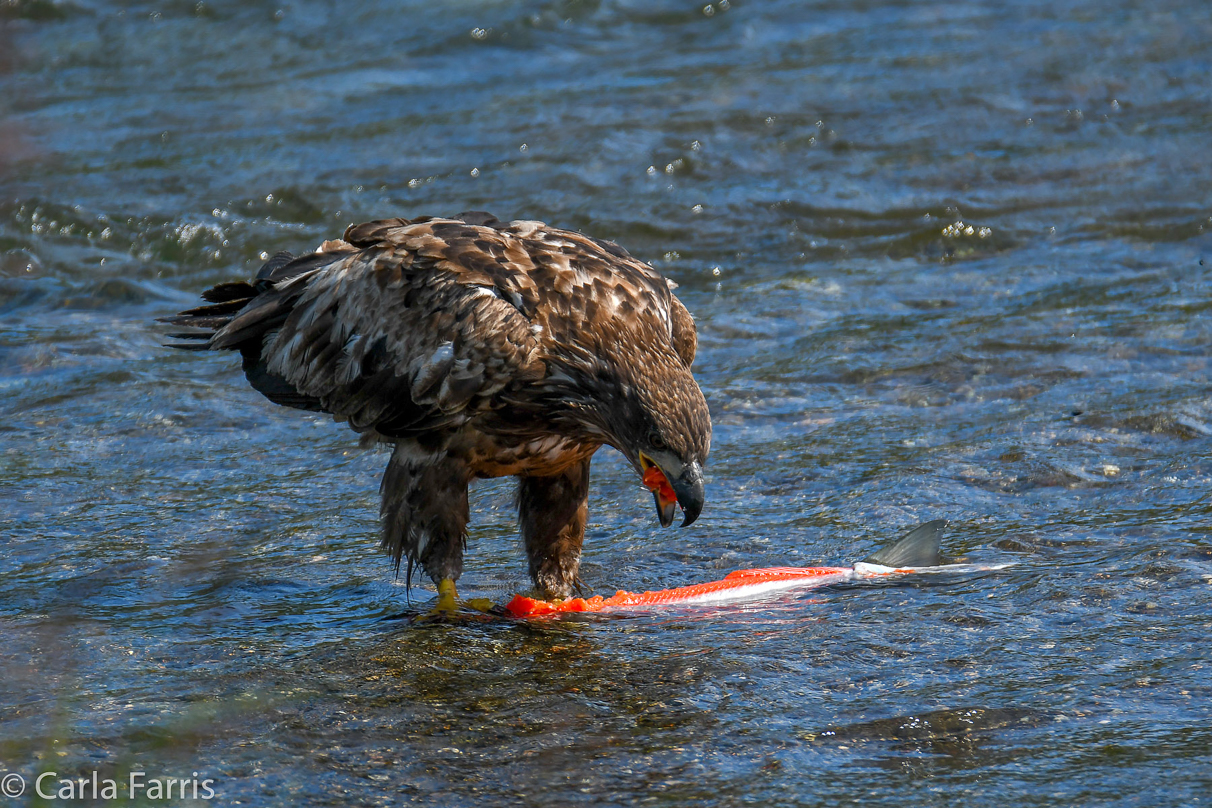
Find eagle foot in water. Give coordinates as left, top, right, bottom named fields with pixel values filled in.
left=409, top=579, right=498, bottom=624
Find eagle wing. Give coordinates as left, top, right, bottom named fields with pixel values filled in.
left=182, top=217, right=545, bottom=438
left=166, top=213, right=697, bottom=438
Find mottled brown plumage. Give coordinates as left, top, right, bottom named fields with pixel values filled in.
left=165, top=212, right=711, bottom=599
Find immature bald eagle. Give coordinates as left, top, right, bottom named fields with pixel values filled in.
left=166, top=212, right=711, bottom=613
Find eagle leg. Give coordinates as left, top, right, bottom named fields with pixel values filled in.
left=516, top=456, right=593, bottom=600
left=406, top=578, right=497, bottom=624
left=380, top=442, right=470, bottom=592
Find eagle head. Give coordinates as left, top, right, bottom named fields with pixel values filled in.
left=599, top=349, right=711, bottom=529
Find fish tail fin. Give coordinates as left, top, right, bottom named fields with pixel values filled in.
left=862, top=519, right=946, bottom=568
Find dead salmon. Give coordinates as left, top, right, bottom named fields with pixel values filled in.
left=504, top=520, right=1009, bottom=618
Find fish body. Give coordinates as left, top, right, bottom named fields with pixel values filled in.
left=503, top=520, right=1009, bottom=618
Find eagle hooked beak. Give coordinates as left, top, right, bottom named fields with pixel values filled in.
left=640, top=453, right=704, bottom=528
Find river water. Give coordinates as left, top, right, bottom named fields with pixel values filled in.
left=2, top=1, right=1210, bottom=805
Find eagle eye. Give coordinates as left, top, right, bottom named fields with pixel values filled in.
left=649, top=431, right=667, bottom=451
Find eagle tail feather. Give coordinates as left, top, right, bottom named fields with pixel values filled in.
left=161, top=251, right=347, bottom=413
left=200, top=281, right=260, bottom=303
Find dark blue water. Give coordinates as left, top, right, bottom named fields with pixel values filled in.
left=2, top=1, right=1211, bottom=805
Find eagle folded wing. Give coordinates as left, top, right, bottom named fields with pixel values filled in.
left=206, top=224, right=544, bottom=438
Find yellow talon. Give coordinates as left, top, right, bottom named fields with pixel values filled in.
left=463, top=597, right=495, bottom=613
left=410, top=580, right=496, bottom=623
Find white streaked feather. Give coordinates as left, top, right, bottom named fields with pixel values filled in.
left=335, top=335, right=364, bottom=386
left=268, top=332, right=305, bottom=376
left=411, top=342, right=454, bottom=398
left=509, top=220, right=543, bottom=238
